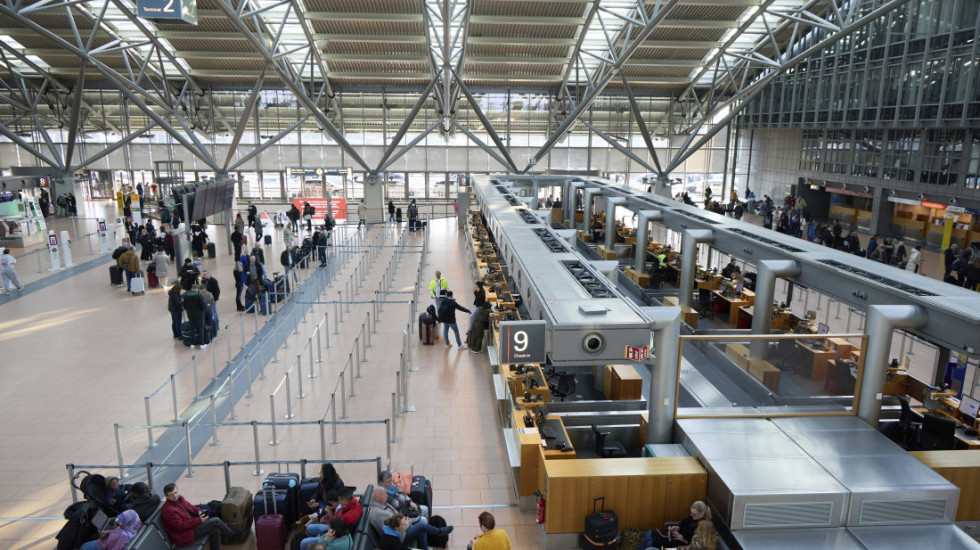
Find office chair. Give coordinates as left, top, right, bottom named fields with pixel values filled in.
left=549, top=373, right=577, bottom=401
left=591, top=425, right=627, bottom=458
left=896, top=395, right=922, bottom=449
left=919, top=414, right=957, bottom=451
left=697, top=288, right=713, bottom=318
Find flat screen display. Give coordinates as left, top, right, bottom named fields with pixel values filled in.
left=816, top=323, right=829, bottom=334
left=960, top=395, right=980, bottom=419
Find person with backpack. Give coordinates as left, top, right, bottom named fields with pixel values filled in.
left=304, top=201, right=315, bottom=231
left=117, top=246, right=139, bottom=292
left=247, top=202, right=257, bottom=230
left=282, top=246, right=299, bottom=284
left=323, top=213, right=336, bottom=246
left=167, top=285, right=183, bottom=339
left=182, top=285, right=209, bottom=349
left=288, top=204, right=301, bottom=232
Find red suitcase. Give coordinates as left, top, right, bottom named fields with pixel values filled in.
left=255, top=484, right=286, bottom=550
left=147, top=270, right=160, bottom=288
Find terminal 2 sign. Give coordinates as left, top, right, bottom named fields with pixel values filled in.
left=137, top=0, right=197, bottom=24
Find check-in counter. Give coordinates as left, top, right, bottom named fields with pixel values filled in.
left=602, top=364, right=643, bottom=400
left=912, top=451, right=980, bottom=520
left=725, top=343, right=781, bottom=393
left=663, top=296, right=699, bottom=328
left=538, top=456, right=706, bottom=533
left=511, top=406, right=576, bottom=496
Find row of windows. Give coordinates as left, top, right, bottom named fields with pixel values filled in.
left=741, top=0, right=980, bottom=126
left=798, top=128, right=980, bottom=187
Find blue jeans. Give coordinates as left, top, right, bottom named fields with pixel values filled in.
left=81, top=541, right=99, bottom=550
left=443, top=322, right=461, bottom=346
left=125, top=270, right=136, bottom=290
left=404, top=517, right=444, bottom=550
left=171, top=310, right=182, bottom=338
left=209, top=305, right=219, bottom=336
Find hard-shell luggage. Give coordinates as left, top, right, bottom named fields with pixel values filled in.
left=409, top=475, right=432, bottom=512
left=109, top=265, right=123, bottom=285
left=207, top=242, right=216, bottom=258
left=395, top=208, right=403, bottom=223
left=419, top=313, right=436, bottom=345
left=147, top=270, right=160, bottom=288
left=582, top=497, right=618, bottom=549
left=221, top=486, right=253, bottom=542
left=428, top=515, right=449, bottom=548
left=130, top=271, right=145, bottom=295
left=258, top=290, right=269, bottom=315
left=265, top=234, right=272, bottom=245
left=264, top=473, right=299, bottom=522
left=298, top=478, right=321, bottom=513
left=255, top=485, right=286, bottom=550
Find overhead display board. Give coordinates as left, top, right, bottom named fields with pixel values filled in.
left=137, top=0, right=198, bottom=24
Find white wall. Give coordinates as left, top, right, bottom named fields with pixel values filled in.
left=742, top=128, right=803, bottom=200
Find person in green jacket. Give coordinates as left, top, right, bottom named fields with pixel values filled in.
left=467, top=303, right=492, bottom=353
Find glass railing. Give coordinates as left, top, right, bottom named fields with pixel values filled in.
left=676, top=333, right=867, bottom=418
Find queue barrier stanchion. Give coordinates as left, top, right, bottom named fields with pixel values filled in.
left=144, top=397, right=156, bottom=448
left=348, top=354, right=358, bottom=394
left=318, top=419, right=326, bottom=460
left=391, top=393, right=399, bottom=443
left=339, top=376, right=348, bottom=419
left=209, top=395, right=221, bottom=446
left=395, top=370, right=403, bottom=417
left=354, top=337, right=361, bottom=371
left=114, top=424, right=128, bottom=479
left=269, top=395, right=280, bottom=446
left=330, top=394, right=340, bottom=443
left=182, top=422, right=196, bottom=477
left=170, top=374, right=180, bottom=423
left=250, top=421, right=264, bottom=476
left=285, top=371, right=296, bottom=415
left=191, top=356, right=200, bottom=396
left=295, top=356, right=306, bottom=399
left=309, top=338, right=317, bottom=377
left=244, top=352, right=255, bottom=398
left=227, top=372, right=238, bottom=420
left=385, top=419, right=392, bottom=471
left=365, top=313, right=372, bottom=348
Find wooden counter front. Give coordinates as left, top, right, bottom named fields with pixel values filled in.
left=541, top=457, right=706, bottom=533
left=911, top=450, right=980, bottom=520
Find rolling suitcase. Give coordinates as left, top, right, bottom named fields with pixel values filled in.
left=221, top=487, right=253, bottom=542
left=110, top=265, right=123, bottom=285
left=582, top=497, right=618, bottom=549
left=181, top=322, right=197, bottom=348
left=265, top=234, right=272, bottom=245
left=146, top=270, right=159, bottom=288
left=419, top=313, right=436, bottom=345
left=409, top=475, right=432, bottom=512
left=264, top=473, right=299, bottom=523
left=207, top=242, right=216, bottom=258
left=255, top=485, right=286, bottom=550
left=130, top=271, right=145, bottom=295
left=298, top=478, right=321, bottom=513
left=395, top=208, right=402, bottom=223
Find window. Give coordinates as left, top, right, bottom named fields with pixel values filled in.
left=852, top=130, right=882, bottom=177
left=883, top=130, right=919, bottom=181
left=261, top=172, right=282, bottom=199
left=800, top=130, right=823, bottom=171
left=919, top=129, right=964, bottom=185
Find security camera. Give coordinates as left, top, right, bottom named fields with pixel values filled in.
left=582, top=333, right=605, bottom=354
left=888, top=189, right=896, bottom=196
left=841, top=184, right=847, bottom=190
left=950, top=198, right=958, bottom=205
left=918, top=193, right=925, bottom=200
left=863, top=186, right=871, bottom=193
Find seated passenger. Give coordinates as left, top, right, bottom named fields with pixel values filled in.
left=126, top=482, right=161, bottom=522
left=674, top=518, right=717, bottom=550
left=640, top=500, right=709, bottom=549
left=470, top=511, right=511, bottom=550
left=309, top=463, right=345, bottom=513
left=368, top=487, right=453, bottom=550
left=379, top=470, right=428, bottom=519
left=301, top=488, right=361, bottom=546
left=296, top=517, right=352, bottom=550
left=160, top=483, right=248, bottom=549
left=105, top=477, right=129, bottom=511
left=379, top=514, right=412, bottom=550
left=80, top=509, right=141, bottom=550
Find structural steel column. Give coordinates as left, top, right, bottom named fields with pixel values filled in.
left=604, top=197, right=627, bottom=250
left=634, top=210, right=663, bottom=273
left=749, top=260, right=801, bottom=358
left=647, top=307, right=682, bottom=444
left=857, top=305, right=927, bottom=427
left=678, top=230, right=715, bottom=309
left=531, top=180, right=540, bottom=210
left=582, top=188, right=603, bottom=232
left=565, top=181, right=584, bottom=228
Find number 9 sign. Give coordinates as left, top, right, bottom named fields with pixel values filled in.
left=500, top=321, right=546, bottom=364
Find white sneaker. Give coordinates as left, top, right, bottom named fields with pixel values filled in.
left=458, top=345, right=467, bottom=350
left=200, top=343, right=209, bottom=349
left=445, top=343, right=451, bottom=348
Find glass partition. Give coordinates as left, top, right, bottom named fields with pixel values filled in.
left=676, top=333, right=867, bottom=418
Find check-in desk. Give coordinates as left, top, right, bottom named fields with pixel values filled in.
left=538, top=456, right=706, bottom=533
left=912, top=451, right=980, bottom=520
left=911, top=401, right=980, bottom=450
left=602, top=364, right=643, bottom=400
left=663, top=296, right=699, bottom=328
left=506, top=364, right=550, bottom=404
left=696, top=273, right=723, bottom=290
left=725, top=343, right=781, bottom=393
left=736, top=306, right=803, bottom=331
left=512, top=408, right=576, bottom=497
left=712, top=289, right=749, bottom=325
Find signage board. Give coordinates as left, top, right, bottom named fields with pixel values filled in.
left=292, top=197, right=348, bottom=221
left=287, top=167, right=352, bottom=177
left=137, top=0, right=197, bottom=23
left=625, top=345, right=650, bottom=361
left=499, top=320, right=546, bottom=364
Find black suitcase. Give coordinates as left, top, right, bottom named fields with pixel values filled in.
left=263, top=473, right=299, bottom=522
left=409, top=475, right=432, bottom=511
left=181, top=321, right=197, bottom=347
left=298, top=478, right=320, bottom=513
left=583, top=497, right=618, bottom=549
left=110, top=265, right=123, bottom=285
left=253, top=488, right=292, bottom=526
left=265, top=234, right=272, bottom=245
left=207, top=242, right=216, bottom=258
left=395, top=208, right=402, bottom=223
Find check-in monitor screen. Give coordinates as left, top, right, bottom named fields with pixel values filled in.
left=959, top=395, right=980, bottom=419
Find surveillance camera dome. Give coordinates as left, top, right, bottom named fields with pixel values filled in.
left=582, top=333, right=605, bottom=354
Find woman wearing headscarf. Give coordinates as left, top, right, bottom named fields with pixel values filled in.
left=80, top=509, right=142, bottom=550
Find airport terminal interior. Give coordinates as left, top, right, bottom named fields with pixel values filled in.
left=2, top=0, right=980, bottom=549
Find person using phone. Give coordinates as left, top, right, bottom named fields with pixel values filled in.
left=160, top=483, right=249, bottom=549
left=638, top=501, right=709, bottom=549
left=297, top=517, right=352, bottom=550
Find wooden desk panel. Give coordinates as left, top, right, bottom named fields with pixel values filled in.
left=663, top=296, right=698, bottom=328
left=610, top=365, right=643, bottom=400
left=912, top=451, right=980, bottom=520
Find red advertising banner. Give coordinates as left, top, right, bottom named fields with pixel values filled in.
left=293, top=197, right=348, bottom=221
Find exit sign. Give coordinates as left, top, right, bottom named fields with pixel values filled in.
left=625, top=345, right=650, bottom=361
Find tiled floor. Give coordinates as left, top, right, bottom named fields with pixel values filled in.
left=0, top=209, right=538, bottom=549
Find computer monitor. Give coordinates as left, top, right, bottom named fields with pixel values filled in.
left=959, top=395, right=980, bottom=419
left=816, top=323, right=830, bottom=334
